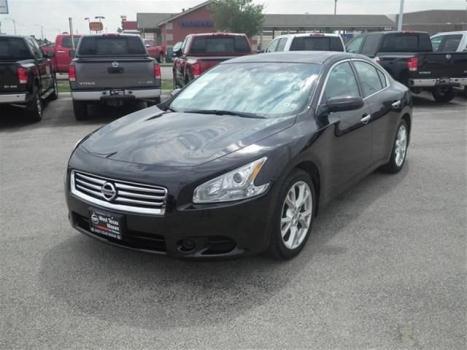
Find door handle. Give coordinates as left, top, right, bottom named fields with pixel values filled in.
left=392, top=100, right=401, bottom=109
left=361, top=113, right=371, bottom=124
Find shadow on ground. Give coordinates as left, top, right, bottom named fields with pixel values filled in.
left=39, top=165, right=408, bottom=329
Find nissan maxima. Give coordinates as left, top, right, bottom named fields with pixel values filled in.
left=65, top=52, right=412, bottom=260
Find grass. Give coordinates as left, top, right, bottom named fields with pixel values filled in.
left=56, top=80, right=173, bottom=93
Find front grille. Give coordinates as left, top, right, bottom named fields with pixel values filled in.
left=71, top=170, right=168, bottom=215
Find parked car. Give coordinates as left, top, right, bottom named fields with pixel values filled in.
left=69, top=33, right=161, bottom=120
left=52, top=34, right=81, bottom=73
left=265, top=33, right=345, bottom=52
left=346, top=31, right=467, bottom=103
left=66, top=51, right=412, bottom=260
left=172, top=32, right=252, bottom=88
left=144, top=39, right=165, bottom=62
left=0, top=35, right=58, bottom=121
left=431, top=30, right=467, bottom=96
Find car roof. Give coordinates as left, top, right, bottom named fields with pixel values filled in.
left=275, top=33, right=341, bottom=39
left=431, top=30, right=467, bottom=36
left=188, top=32, right=247, bottom=37
left=224, top=51, right=362, bottom=65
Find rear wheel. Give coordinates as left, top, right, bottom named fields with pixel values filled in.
left=381, top=120, right=409, bottom=174
left=268, top=169, right=315, bottom=260
left=432, top=87, right=455, bottom=103
left=73, top=100, right=88, bottom=120
left=27, top=89, right=43, bottom=122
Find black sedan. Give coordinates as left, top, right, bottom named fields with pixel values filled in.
left=66, top=52, right=412, bottom=260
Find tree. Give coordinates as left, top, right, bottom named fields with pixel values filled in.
left=211, top=0, right=264, bottom=38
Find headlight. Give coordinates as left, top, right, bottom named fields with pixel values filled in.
left=193, top=157, right=269, bottom=204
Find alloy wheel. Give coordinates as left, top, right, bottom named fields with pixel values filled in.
left=394, top=125, right=407, bottom=167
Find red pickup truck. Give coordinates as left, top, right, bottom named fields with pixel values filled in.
left=52, top=34, right=81, bottom=73
left=172, top=33, right=252, bottom=88
left=144, top=39, right=165, bottom=62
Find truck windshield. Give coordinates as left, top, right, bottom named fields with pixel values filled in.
left=290, top=37, right=343, bottom=51
left=190, top=36, right=250, bottom=54
left=77, top=36, right=146, bottom=56
left=170, top=62, right=321, bottom=118
left=0, top=38, right=32, bottom=60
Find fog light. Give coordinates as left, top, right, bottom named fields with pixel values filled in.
left=179, top=239, right=196, bottom=252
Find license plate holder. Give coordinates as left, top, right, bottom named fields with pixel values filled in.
left=89, top=208, right=124, bottom=240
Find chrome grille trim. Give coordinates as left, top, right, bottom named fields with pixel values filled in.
left=70, top=170, right=167, bottom=215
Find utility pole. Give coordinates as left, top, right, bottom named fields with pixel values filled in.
left=397, top=0, right=405, bottom=31
left=334, top=0, right=338, bottom=15
left=69, top=17, right=75, bottom=50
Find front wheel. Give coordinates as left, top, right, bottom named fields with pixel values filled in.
left=268, top=170, right=315, bottom=260
left=381, top=120, right=409, bottom=174
left=432, top=87, right=455, bottom=103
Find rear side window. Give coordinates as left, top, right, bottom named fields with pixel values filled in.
left=61, top=37, right=81, bottom=49
left=433, top=35, right=463, bottom=52
left=190, top=36, right=250, bottom=54
left=0, top=38, right=32, bottom=60
left=290, top=36, right=344, bottom=51
left=78, top=36, right=146, bottom=56
left=353, top=61, right=384, bottom=97
left=380, top=33, right=432, bottom=52
left=324, top=62, right=360, bottom=101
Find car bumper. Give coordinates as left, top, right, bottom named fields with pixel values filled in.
left=0, top=93, right=27, bottom=104
left=66, top=180, right=276, bottom=259
left=71, top=88, right=161, bottom=101
left=409, top=77, right=467, bottom=88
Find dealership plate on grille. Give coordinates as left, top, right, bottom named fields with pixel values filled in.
left=89, top=208, right=123, bottom=240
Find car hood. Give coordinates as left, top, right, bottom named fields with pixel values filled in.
left=81, top=107, right=295, bottom=167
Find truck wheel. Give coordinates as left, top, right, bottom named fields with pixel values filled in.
left=73, top=100, right=88, bottom=120
left=27, top=90, right=43, bottom=122
left=49, top=76, right=59, bottom=101
left=432, top=87, right=455, bottom=103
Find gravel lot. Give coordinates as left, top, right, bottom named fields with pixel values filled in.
left=0, top=93, right=465, bottom=349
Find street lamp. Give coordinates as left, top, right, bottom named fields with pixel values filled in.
left=397, top=0, right=405, bottom=31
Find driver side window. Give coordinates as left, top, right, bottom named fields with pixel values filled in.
left=323, top=62, right=360, bottom=102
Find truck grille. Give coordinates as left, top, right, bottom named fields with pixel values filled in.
left=70, top=170, right=168, bottom=215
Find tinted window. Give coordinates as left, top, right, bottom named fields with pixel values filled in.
left=435, top=35, right=463, bottom=52
left=380, top=33, right=432, bottom=52
left=27, top=38, right=43, bottom=59
left=0, top=38, right=32, bottom=60
left=353, top=61, right=383, bottom=97
left=324, top=62, right=360, bottom=101
left=62, top=37, right=81, bottom=48
left=290, top=36, right=344, bottom=51
left=276, top=38, right=288, bottom=51
left=190, top=36, right=250, bottom=54
left=346, top=36, right=364, bottom=53
left=361, top=35, right=381, bottom=56
left=431, top=36, right=443, bottom=51
left=77, top=36, right=146, bottom=56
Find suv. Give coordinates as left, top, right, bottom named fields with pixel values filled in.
left=0, top=35, right=58, bottom=121
left=52, top=34, right=81, bottom=73
left=69, top=34, right=161, bottom=120
left=346, top=31, right=467, bottom=103
left=265, top=33, right=345, bottom=53
left=172, top=33, right=252, bottom=88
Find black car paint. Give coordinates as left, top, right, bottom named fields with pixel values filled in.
left=66, top=52, right=412, bottom=258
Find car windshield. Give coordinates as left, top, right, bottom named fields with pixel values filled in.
left=170, top=62, right=321, bottom=118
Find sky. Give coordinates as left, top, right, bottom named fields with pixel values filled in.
left=0, top=0, right=465, bottom=40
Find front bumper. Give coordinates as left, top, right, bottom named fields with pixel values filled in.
left=66, top=179, right=276, bottom=259
left=409, top=77, right=467, bottom=88
left=71, top=88, right=161, bottom=101
left=0, top=93, right=27, bottom=104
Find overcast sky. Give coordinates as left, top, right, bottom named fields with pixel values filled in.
left=0, top=0, right=465, bottom=40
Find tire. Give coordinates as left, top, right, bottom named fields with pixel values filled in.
left=73, top=100, right=88, bottom=120
left=432, top=87, right=455, bottom=103
left=27, top=89, right=43, bottom=122
left=268, top=169, right=316, bottom=260
left=49, top=75, right=59, bottom=101
left=381, top=119, right=409, bottom=174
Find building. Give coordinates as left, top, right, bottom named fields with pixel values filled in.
left=138, top=0, right=396, bottom=49
left=395, top=10, right=467, bottom=34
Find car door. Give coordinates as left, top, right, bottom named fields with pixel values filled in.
left=27, top=38, right=51, bottom=93
left=352, top=60, right=403, bottom=164
left=320, top=61, right=373, bottom=192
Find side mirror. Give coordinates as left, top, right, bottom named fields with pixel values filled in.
left=170, top=88, right=181, bottom=98
left=326, top=96, right=364, bottom=112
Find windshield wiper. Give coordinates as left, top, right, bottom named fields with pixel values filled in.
left=182, top=109, right=266, bottom=119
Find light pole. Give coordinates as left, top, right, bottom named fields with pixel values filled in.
left=84, top=17, right=91, bottom=34
left=334, top=0, right=338, bottom=15
left=397, top=0, right=405, bottom=31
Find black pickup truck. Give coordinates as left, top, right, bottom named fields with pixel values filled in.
left=0, top=35, right=58, bottom=121
left=346, top=31, right=467, bottom=103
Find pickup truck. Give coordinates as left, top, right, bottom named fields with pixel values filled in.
left=52, top=34, right=81, bottom=73
left=69, top=34, right=161, bottom=120
left=265, top=33, right=345, bottom=52
left=0, top=35, right=58, bottom=121
left=144, top=39, right=165, bottom=62
left=346, top=31, right=467, bottom=103
left=172, top=33, right=252, bottom=88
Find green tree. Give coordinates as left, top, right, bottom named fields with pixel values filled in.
left=211, top=0, right=264, bottom=38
